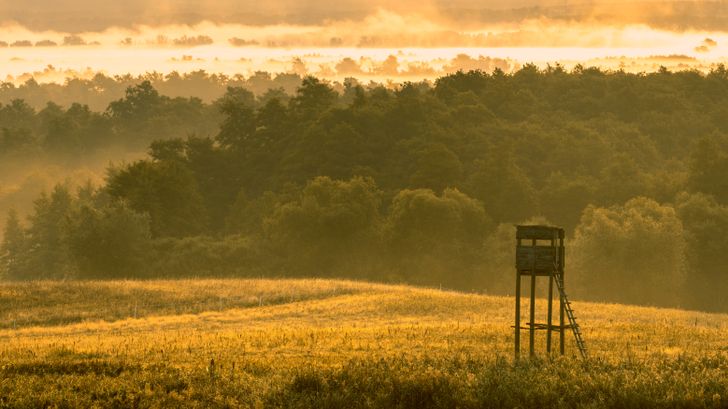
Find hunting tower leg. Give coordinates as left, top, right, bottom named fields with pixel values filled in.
left=515, top=270, right=521, bottom=359
left=547, top=274, right=553, bottom=353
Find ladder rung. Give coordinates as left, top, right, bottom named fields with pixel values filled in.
left=554, top=272, right=588, bottom=359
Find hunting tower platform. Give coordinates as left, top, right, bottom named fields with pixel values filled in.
left=514, top=225, right=587, bottom=359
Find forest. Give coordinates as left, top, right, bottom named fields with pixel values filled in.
left=3, top=65, right=728, bottom=312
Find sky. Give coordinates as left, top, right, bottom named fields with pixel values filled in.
left=1, top=1, right=728, bottom=82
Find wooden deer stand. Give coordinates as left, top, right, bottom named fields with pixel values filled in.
left=514, top=225, right=587, bottom=359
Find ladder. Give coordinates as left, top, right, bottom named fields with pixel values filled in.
left=553, top=271, right=588, bottom=359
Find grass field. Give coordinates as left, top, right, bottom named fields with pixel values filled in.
left=1, top=279, right=727, bottom=408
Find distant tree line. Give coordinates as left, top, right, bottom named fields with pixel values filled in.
left=4, top=66, right=728, bottom=312
left=0, top=71, right=304, bottom=111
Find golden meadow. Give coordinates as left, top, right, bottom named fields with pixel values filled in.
left=1, top=279, right=727, bottom=408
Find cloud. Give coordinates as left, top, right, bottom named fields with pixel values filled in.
left=400, top=62, right=437, bottom=77
left=695, top=45, right=710, bottom=53
left=3, top=1, right=728, bottom=33
left=290, top=57, right=307, bottom=76
left=35, top=39, right=57, bottom=47
left=151, top=34, right=213, bottom=46
left=4, top=64, right=98, bottom=83
left=10, top=40, right=32, bottom=47
left=329, top=53, right=517, bottom=79
left=172, top=35, right=214, bottom=47
left=1, top=5, right=728, bottom=83
left=168, top=55, right=206, bottom=62
left=647, top=54, right=696, bottom=61
left=335, top=57, right=364, bottom=75
left=443, top=54, right=514, bottom=74
left=375, top=55, right=400, bottom=76
left=0, top=6, right=726, bottom=50
left=695, top=37, right=719, bottom=53
left=63, top=35, right=87, bottom=46
left=228, top=37, right=259, bottom=47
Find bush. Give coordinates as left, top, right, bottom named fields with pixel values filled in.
left=571, top=197, right=686, bottom=307
left=150, top=235, right=260, bottom=277
left=265, top=176, right=383, bottom=276
left=68, top=202, right=152, bottom=279
left=384, top=188, right=491, bottom=287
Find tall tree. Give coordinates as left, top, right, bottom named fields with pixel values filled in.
left=265, top=176, right=382, bottom=276
left=1, top=209, right=27, bottom=279
left=384, top=188, right=491, bottom=286
left=571, top=197, right=686, bottom=307
left=24, top=185, right=76, bottom=279
left=67, top=203, right=152, bottom=279
left=107, top=160, right=208, bottom=237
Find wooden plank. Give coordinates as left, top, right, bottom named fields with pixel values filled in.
left=518, top=270, right=554, bottom=276
left=511, top=324, right=574, bottom=330
left=516, top=246, right=557, bottom=270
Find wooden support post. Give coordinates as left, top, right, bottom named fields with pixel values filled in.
left=559, top=290, right=565, bottom=354
left=559, top=236, right=565, bottom=355
left=515, top=272, right=521, bottom=359
left=547, top=273, right=553, bottom=354
left=528, top=237, right=537, bottom=358
left=529, top=270, right=536, bottom=358
left=547, top=235, right=556, bottom=354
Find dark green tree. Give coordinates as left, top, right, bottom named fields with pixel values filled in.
left=265, top=176, right=382, bottom=276
left=1, top=209, right=27, bottom=279
left=68, top=203, right=152, bottom=278
left=107, top=160, right=208, bottom=237
left=216, top=87, right=257, bottom=150
left=289, top=76, right=338, bottom=122
left=384, top=188, right=490, bottom=286
left=466, top=148, right=538, bottom=223
left=24, top=185, right=76, bottom=279
left=409, top=143, right=464, bottom=192
left=675, top=192, right=728, bottom=311
left=687, top=136, right=728, bottom=203
left=571, top=197, right=686, bottom=307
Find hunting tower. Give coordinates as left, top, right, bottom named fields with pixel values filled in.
left=514, top=225, right=587, bottom=359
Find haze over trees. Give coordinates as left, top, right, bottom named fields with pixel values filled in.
left=0, top=70, right=303, bottom=112
left=3, top=65, right=728, bottom=312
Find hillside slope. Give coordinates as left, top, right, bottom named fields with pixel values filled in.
left=1, top=279, right=727, bottom=408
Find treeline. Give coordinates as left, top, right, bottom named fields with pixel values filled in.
left=0, top=82, right=217, bottom=159
left=0, top=72, right=309, bottom=159
left=3, top=66, right=728, bottom=312
left=1, top=70, right=303, bottom=111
